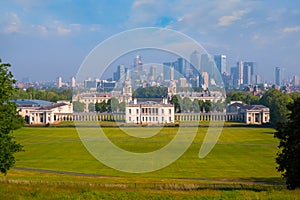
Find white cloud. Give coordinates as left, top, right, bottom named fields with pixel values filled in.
left=218, top=10, right=247, bottom=26
left=4, top=13, right=21, bottom=33
left=282, top=26, right=300, bottom=33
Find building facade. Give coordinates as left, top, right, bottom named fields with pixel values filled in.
left=15, top=100, right=73, bottom=125
left=125, top=99, right=174, bottom=124
left=227, top=101, right=270, bottom=125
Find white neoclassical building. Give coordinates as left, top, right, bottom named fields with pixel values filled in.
left=125, top=99, right=174, bottom=124
left=14, top=99, right=73, bottom=125
left=227, top=101, right=270, bottom=125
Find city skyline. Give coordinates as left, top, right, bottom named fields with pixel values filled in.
left=1, top=1, right=300, bottom=82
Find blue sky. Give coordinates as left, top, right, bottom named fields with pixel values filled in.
left=1, top=0, right=300, bottom=82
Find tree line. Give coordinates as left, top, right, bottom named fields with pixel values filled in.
left=11, top=87, right=72, bottom=102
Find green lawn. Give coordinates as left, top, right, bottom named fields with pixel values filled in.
left=2, top=126, right=298, bottom=199
left=10, top=127, right=279, bottom=180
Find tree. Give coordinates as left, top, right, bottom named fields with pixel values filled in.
left=259, top=89, right=292, bottom=126
left=107, top=97, right=119, bottom=113
left=118, top=101, right=126, bottom=113
left=213, top=100, right=225, bottom=112
left=275, top=98, right=300, bottom=189
left=73, top=101, right=85, bottom=112
left=203, top=101, right=212, bottom=113
left=192, top=99, right=200, bottom=112
left=170, top=95, right=182, bottom=113
left=88, top=103, right=95, bottom=112
left=95, top=101, right=107, bottom=113
left=0, top=59, right=23, bottom=175
left=182, top=97, right=192, bottom=113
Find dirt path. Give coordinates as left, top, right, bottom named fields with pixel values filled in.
left=12, top=167, right=285, bottom=186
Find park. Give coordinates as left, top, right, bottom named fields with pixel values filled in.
left=1, top=125, right=300, bottom=199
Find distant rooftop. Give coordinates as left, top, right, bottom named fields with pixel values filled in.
left=10, top=99, right=53, bottom=107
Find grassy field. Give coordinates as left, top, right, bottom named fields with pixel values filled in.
left=1, top=126, right=300, bottom=199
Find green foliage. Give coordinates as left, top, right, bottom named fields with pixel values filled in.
left=170, top=95, right=182, bottom=113
left=203, top=100, right=212, bottom=113
left=275, top=98, right=300, bottom=189
left=226, top=91, right=260, bottom=105
left=0, top=59, right=23, bottom=175
left=213, top=100, right=225, bottom=112
left=107, top=97, right=119, bottom=113
left=11, top=87, right=72, bottom=102
left=88, top=103, right=95, bottom=112
left=118, top=101, right=126, bottom=113
left=259, top=89, right=292, bottom=126
left=95, top=101, right=107, bottom=113
left=132, top=86, right=167, bottom=98
left=73, top=101, right=85, bottom=112
left=182, top=97, right=192, bottom=112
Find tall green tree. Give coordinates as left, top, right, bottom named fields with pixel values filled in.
left=95, top=101, right=107, bottom=113
left=88, top=103, right=95, bottom=112
left=170, top=95, right=182, bottom=113
left=203, top=101, right=212, bottom=113
left=0, top=59, right=23, bottom=175
left=275, top=98, right=300, bottom=189
left=259, top=89, right=292, bottom=126
left=73, top=101, right=85, bottom=112
left=192, top=99, right=200, bottom=112
left=118, top=101, right=126, bottom=113
left=182, top=97, right=192, bottom=113
left=107, top=97, right=119, bottom=113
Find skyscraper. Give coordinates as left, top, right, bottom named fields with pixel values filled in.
left=190, top=50, right=201, bottom=71
left=293, top=75, right=299, bottom=86
left=71, top=76, right=76, bottom=88
left=57, top=76, right=62, bottom=88
left=214, top=55, right=226, bottom=75
left=244, top=62, right=257, bottom=84
left=176, top=58, right=185, bottom=76
left=113, top=65, right=127, bottom=83
left=275, top=67, right=281, bottom=86
left=243, top=64, right=251, bottom=85
left=231, top=62, right=244, bottom=88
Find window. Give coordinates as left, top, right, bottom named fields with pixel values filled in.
left=129, top=109, right=131, bottom=114
left=129, top=117, right=131, bottom=121
left=169, top=117, right=172, bottom=122
left=162, top=117, right=164, bottom=122
left=162, top=109, right=164, bottom=114
left=169, top=109, right=171, bottom=114
left=136, top=109, right=139, bottom=114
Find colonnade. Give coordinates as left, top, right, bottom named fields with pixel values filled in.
left=54, top=112, right=245, bottom=123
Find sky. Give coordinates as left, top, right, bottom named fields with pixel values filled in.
left=0, top=0, right=300, bottom=83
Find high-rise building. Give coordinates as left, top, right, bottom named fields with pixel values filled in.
left=57, top=76, right=62, bottom=88
left=149, top=65, right=157, bottom=81
left=190, top=50, right=201, bottom=72
left=237, top=61, right=244, bottom=87
left=113, top=65, right=127, bottom=83
left=202, top=72, right=209, bottom=89
left=231, top=62, right=244, bottom=88
left=243, top=64, right=251, bottom=85
left=293, top=75, right=299, bottom=86
left=71, top=76, right=76, bottom=88
left=243, top=62, right=257, bottom=84
left=163, top=62, right=172, bottom=81
left=214, top=55, right=226, bottom=75
left=275, top=67, right=281, bottom=86
left=176, top=58, right=185, bottom=76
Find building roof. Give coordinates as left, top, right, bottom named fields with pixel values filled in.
left=36, top=102, right=68, bottom=111
left=228, top=102, right=269, bottom=111
left=11, top=99, right=53, bottom=107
